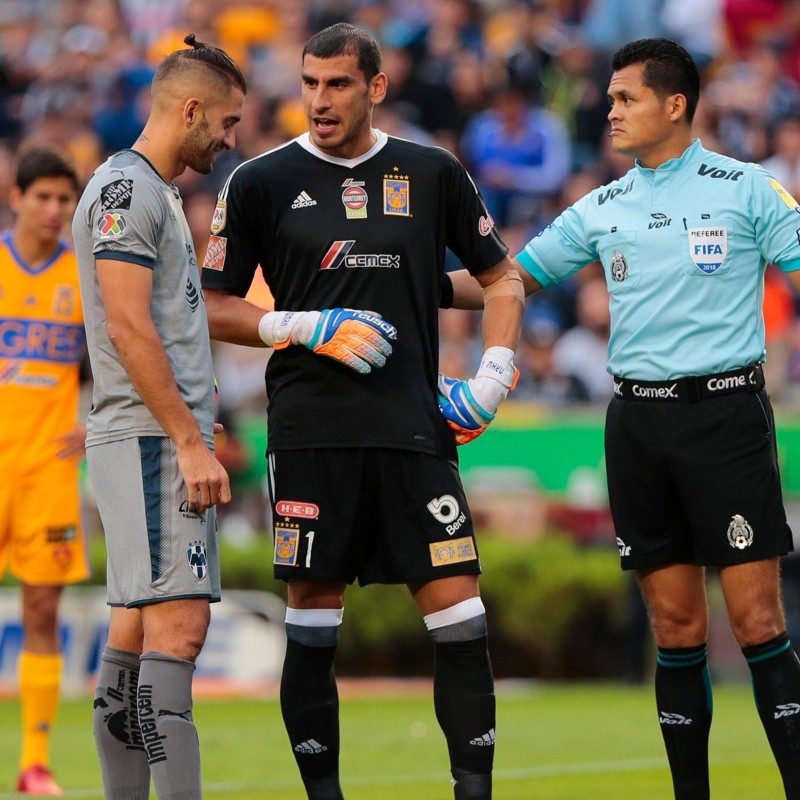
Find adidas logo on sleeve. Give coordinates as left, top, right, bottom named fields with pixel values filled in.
left=291, top=191, right=317, bottom=209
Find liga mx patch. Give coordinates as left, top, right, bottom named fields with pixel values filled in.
left=187, top=541, right=208, bottom=580
left=203, top=235, right=227, bottom=271
left=274, top=523, right=300, bottom=566
left=98, top=212, right=127, bottom=239
left=429, top=536, right=477, bottom=567
left=210, top=199, right=227, bottom=234
left=383, top=176, right=409, bottom=216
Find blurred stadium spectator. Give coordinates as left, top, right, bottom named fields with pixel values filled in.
left=2, top=0, right=800, bottom=460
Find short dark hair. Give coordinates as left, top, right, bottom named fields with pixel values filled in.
left=155, top=34, right=247, bottom=95
left=15, top=147, right=78, bottom=194
left=302, top=23, right=382, bottom=82
left=612, top=38, right=700, bottom=123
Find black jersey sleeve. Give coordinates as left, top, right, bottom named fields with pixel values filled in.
left=440, top=272, right=454, bottom=308
left=201, top=165, right=265, bottom=297
left=443, top=154, right=508, bottom=276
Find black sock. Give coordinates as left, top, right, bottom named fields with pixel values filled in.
left=744, top=632, right=800, bottom=797
left=655, top=644, right=712, bottom=800
left=433, top=634, right=495, bottom=798
left=281, top=628, right=342, bottom=800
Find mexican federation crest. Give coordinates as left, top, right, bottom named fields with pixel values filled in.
left=187, top=541, right=208, bottom=580
left=610, top=249, right=628, bottom=282
left=727, top=514, right=754, bottom=550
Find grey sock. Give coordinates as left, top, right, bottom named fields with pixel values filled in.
left=93, top=646, right=150, bottom=800
left=138, top=651, right=200, bottom=800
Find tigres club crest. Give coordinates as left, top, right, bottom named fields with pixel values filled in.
left=727, top=514, right=754, bottom=550
left=610, top=249, right=628, bottom=282
left=187, top=541, right=208, bottom=580
left=383, top=177, right=409, bottom=217
left=273, top=523, right=300, bottom=566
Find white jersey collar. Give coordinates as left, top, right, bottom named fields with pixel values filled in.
left=296, top=129, right=388, bottom=167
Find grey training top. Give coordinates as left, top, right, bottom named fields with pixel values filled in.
left=73, top=149, right=215, bottom=447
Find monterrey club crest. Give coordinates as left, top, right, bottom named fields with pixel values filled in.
left=187, top=541, right=208, bottom=580
left=610, top=249, right=628, bottom=282
left=727, top=514, right=754, bottom=550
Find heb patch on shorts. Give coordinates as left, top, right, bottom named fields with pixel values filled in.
left=688, top=227, right=727, bottom=274
left=274, top=524, right=300, bottom=566
left=276, top=500, right=319, bottom=519
left=429, top=536, right=477, bottom=566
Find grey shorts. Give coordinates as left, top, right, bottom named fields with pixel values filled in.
left=87, top=436, right=220, bottom=607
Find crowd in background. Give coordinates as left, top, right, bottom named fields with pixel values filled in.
left=4, top=0, right=800, bottom=419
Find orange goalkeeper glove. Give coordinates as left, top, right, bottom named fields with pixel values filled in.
left=258, top=309, right=397, bottom=374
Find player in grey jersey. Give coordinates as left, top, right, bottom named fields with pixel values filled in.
left=72, top=36, right=244, bottom=800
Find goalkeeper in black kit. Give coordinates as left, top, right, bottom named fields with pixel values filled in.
left=201, top=22, right=522, bottom=800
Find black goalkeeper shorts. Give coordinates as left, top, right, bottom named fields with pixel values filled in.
left=605, top=388, right=793, bottom=571
left=267, top=448, right=481, bottom=585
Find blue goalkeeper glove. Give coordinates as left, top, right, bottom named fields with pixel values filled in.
left=258, top=308, right=397, bottom=374
left=438, top=347, right=518, bottom=445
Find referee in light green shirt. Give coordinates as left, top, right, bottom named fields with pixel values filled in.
left=447, top=37, right=800, bottom=800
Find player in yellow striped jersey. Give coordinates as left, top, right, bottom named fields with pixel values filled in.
left=0, top=147, right=88, bottom=795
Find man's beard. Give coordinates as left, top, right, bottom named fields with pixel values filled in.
left=184, top=120, right=216, bottom=175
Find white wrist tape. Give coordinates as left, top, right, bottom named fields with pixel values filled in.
left=476, top=346, right=517, bottom=388
left=470, top=346, right=518, bottom=413
left=258, top=311, right=320, bottom=348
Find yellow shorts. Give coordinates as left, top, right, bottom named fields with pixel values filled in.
left=0, top=459, right=90, bottom=586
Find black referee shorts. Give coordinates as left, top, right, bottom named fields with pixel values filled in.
left=605, top=389, right=793, bottom=570
left=267, top=448, right=481, bottom=586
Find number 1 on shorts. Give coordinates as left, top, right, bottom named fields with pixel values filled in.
left=305, top=531, right=315, bottom=568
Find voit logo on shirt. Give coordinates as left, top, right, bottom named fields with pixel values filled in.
left=688, top=227, right=727, bottom=274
